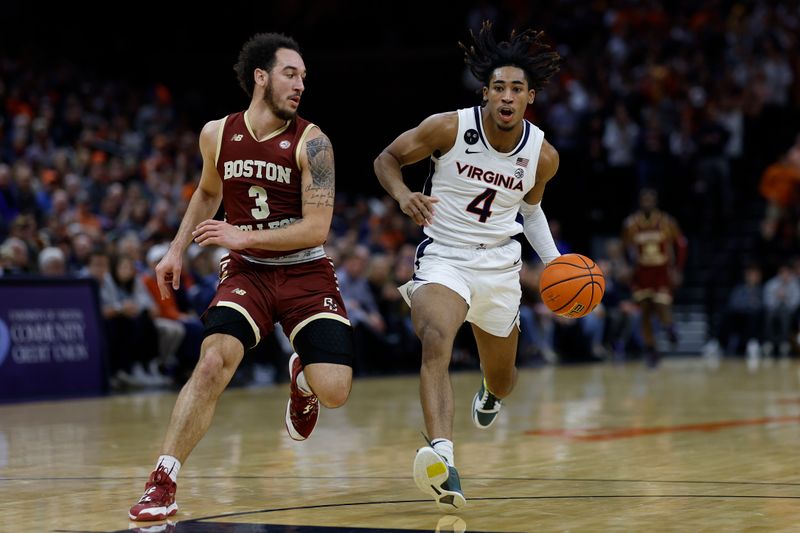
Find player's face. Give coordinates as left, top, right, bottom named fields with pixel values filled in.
left=483, top=66, right=534, bottom=132
left=640, top=190, right=658, bottom=213
left=263, top=48, right=306, bottom=120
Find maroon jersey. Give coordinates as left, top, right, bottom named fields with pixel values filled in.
left=216, top=111, right=316, bottom=259
left=622, top=210, right=680, bottom=268
left=623, top=209, right=684, bottom=301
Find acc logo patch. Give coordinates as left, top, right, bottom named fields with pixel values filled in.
left=514, top=168, right=524, bottom=179
left=464, top=129, right=479, bottom=145
left=279, top=140, right=291, bottom=149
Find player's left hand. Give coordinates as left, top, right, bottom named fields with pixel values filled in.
left=193, top=219, right=248, bottom=250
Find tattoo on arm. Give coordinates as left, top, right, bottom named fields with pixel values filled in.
left=304, top=134, right=335, bottom=208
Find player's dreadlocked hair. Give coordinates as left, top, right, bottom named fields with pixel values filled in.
left=234, top=32, right=301, bottom=97
left=460, top=20, right=561, bottom=92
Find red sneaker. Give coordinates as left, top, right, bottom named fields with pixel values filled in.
left=285, top=353, right=319, bottom=441
left=129, top=465, right=178, bottom=521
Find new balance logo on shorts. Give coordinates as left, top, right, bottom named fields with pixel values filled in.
left=323, top=297, right=338, bottom=311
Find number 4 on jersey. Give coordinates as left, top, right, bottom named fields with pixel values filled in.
left=466, top=188, right=497, bottom=223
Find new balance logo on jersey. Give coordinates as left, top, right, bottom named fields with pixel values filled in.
left=231, top=134, right=243, bottom=141
left=231, top=288, right=247, bottom=296
left=456, top=161, right=523, bottom=191
left=223, top=160, right=292, bottom=183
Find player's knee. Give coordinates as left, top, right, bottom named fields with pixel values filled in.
left=419, top=326, right=453, bottom=361
left=316, top=386, right=350, bottom=409
left=192, top=349, right=225, bottom=392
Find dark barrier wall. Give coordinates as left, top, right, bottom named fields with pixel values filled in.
left=0, top=279, right=107, bottom=401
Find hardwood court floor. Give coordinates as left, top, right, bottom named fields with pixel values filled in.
left=2, top=357, right=800, bottom=532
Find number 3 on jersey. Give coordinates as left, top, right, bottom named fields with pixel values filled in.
left=466, top=188, right=497, bottom=223
left=249, top=185, right=270, bottom=219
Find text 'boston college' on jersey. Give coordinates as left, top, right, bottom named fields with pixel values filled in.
left=215, top=111, right=317, bottom=259
left=424, top=106, right=545, bottom=247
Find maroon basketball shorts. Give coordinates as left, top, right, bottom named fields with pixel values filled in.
left=632, top=264, right=672, bottom=304
left=208, top=253, right=350, bottom=347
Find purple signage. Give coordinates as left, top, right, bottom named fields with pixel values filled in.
left=0, top=279, right=107, bottom=401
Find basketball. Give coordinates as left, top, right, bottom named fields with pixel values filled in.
left=539, top=253, right=605, bottom=318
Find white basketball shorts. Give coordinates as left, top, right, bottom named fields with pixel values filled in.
left=399, top=238, right=522, bottom=337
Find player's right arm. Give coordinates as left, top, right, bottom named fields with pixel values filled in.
left=155, top=119, right=224, bottom=299
left=373, top=112, right=457, bottom=226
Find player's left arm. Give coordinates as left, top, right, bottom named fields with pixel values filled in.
left=519, top=140, right=561, bottom=264
left=246, top=126, right=333, bottom=250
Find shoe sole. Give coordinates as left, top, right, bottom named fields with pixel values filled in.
left=413, top=447, right=466, bottom=511
left=285, top=353, right=310, bottom=441
left=471, top=392, right=499, bottom=430
left=128, top=502, right=178, bottom=521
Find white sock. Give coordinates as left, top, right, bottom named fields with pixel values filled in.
left=431, top=438, right=454, bottom=467
left=156, top=455, right=181, bottom=483
left=296, top=371, right=312, bottom=395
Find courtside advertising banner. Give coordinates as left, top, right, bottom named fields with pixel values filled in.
left=0, top=279, right=107, bottom=401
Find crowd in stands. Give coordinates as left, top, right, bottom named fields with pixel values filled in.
left=2, top=1, right=800, bottom=389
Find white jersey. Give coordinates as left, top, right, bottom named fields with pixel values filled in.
left=423, top=106, right=545, bottom=247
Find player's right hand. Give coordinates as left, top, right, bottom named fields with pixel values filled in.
left=155, top=251, right=182, bottom=300
left=398, top=192, right=439, bottom=227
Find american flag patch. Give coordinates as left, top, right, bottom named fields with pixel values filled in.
left=516, top=157, right=529, bottom=168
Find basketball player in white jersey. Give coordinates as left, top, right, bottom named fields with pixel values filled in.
left=374, top=21, right=562, bottom=510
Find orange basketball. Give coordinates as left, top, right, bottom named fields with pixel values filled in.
left=539, top=253, right=605, bottom=318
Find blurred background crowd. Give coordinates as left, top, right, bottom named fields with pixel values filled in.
left=1, top=0, right=799, bottom=390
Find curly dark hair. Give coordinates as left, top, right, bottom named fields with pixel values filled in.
left=459, top=20, right=561, bottom=91
left=234, top=32, right=301, bottom=97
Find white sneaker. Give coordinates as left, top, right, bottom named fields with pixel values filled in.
left=471, top=377, right=502, bottom=429
left=413, top=445, right=465, bottom=512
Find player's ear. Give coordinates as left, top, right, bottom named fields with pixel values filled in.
left=528, top=88, right=535, bottom=105
left=254, top=68, right=268, bottom=87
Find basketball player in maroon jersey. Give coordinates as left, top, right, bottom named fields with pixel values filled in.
left=129, top=33, right=354, bottom=521
left=622, top=188, right=687, bottom=367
